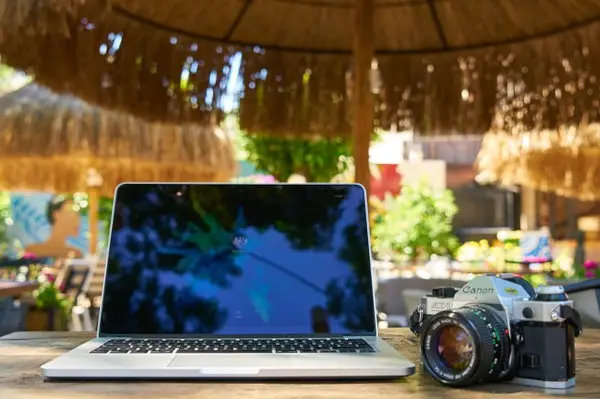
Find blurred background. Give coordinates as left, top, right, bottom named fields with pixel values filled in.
left=2, top=0, right=600, bottom=335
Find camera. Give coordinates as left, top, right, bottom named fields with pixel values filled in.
left=408, top=274, right=582, bottom=389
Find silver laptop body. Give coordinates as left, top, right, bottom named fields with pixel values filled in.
left=41, top=183, right=415, bottom=380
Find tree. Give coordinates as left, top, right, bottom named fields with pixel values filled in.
left=371, top=182, right=460, bottom=262
left=243, top=134, right=351, bottom=182
left=186, top=184, right=347, bottom=250
left=224, top=113, right=352, bottom=183
left=325, top=202, right=376, bottom=332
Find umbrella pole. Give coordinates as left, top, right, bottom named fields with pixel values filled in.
left=353, top=0, right=374, bottom=196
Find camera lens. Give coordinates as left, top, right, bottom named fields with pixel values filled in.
left=436, top=325, right=474, bottom=371
left=420, top=305, right=511, bottom=387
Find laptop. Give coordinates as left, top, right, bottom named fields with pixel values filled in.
left=41, top=183, right=415, bottom=380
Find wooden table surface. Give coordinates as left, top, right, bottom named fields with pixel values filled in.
left=0, top=280, right=38, bottom=298
left=1, top=329, right=599, bottom=399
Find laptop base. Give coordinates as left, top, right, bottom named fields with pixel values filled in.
left=41, top=336, right=415, bottom=380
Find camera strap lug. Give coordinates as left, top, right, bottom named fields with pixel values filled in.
left=512, top=323, right=524, bottom=346
left=558, top=304, right=583, bottom=337
left=409, top=305, right=424, bottom=336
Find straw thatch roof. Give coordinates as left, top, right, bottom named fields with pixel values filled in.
left=0, top=84, right=237, bottom=197
left=35, top=0, right=600, bottom=55
left=475, top=124, right=600, bottom=202
left=475, top=29, right=600, bottom=203
left=1, top=1, right=600, bottom=138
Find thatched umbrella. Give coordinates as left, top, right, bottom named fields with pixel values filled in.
left=0, top=83, right=237, bottom=252
left=475, top=44, right=600, bottom=203
left=476, top=124, right=600, bottom=202
left=2, top=0, right=600, bottom=192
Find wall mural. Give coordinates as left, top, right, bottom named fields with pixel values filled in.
left=8, top=192, right=104, bottom=259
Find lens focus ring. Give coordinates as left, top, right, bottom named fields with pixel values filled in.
left=420, top=305, right=510, bottom=387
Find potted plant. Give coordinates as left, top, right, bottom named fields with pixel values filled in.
left=371, top=182, right=460, bottom=265
left=575, top=260, right=600, bottom=280
left=25, top=280, right=70, bottom=331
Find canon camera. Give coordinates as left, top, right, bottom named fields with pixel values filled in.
left=409, top=274, right=582, bottom=389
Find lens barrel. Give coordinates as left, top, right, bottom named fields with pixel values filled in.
left=420, top=305, right=511, bottom=387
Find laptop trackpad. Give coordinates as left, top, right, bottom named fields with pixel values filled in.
left=168, top=354, right=294, bottom=372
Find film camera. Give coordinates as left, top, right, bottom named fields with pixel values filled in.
left=409, top=274, right=582, bottom=389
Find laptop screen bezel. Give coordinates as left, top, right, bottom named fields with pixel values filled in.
left=97, top=182, right=378, bottom=338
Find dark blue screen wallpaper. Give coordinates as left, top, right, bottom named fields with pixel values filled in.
left=100, top=183, right=376, bottom=336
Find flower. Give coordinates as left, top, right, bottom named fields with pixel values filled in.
left=584, top=260, right=598, bottom=270
left=585, top=270, right=596, bottom=279
left=44, top=272, right=56, bottom=283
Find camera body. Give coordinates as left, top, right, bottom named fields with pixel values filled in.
left=409, top=274, right=582, bottom=389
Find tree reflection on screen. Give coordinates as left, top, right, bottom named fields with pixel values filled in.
left=101, top=184, right=375, bottom=335
left=325, top=202, right=373, bottom=331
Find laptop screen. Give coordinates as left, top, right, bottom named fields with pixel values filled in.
left=99, top=183, right=377, bottom=337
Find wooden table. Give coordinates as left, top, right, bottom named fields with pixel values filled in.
left=1, top=329, right=599, bottom=398
left=0, top=280, right=38, bottom=298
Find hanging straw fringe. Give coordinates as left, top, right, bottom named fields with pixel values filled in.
left=476, top=124, right=600, bottom=201
left=476, top=29, right=600, bottom=202
left=1, top=1, right=600, bottom=139
left=0, top=84, right=237, bottom=196
left=0, top=0, right=105, bottom=39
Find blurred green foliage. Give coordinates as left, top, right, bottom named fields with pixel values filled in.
left=33, top=281, right=71, bottom=330
left=371, top=182, right=460, bottom=262
left=243, top=135, right=352, bottom=182
left=224, top=114, right=354, bottom=183
left=70, top=193, right=114, bottom=249
left=0, top=192, right=10, bottom=250
left=34, top=282, right=69, bottom=311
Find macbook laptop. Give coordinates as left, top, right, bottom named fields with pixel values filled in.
left=41, top=183, right=415, bottom=380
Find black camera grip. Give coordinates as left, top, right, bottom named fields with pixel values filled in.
left=559, top=304, right=583, bottom=337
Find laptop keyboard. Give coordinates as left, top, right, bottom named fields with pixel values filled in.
left=91, top=338, right=375, bottom=354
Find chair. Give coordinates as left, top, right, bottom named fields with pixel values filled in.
left=85, top=259, right=106, bottom=329
left=55, top=256, right=98, bottom=331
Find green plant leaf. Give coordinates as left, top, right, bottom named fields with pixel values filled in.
left=371, top=182, right=460, bottom=262
left=243, top=134, right=352, bottom=182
